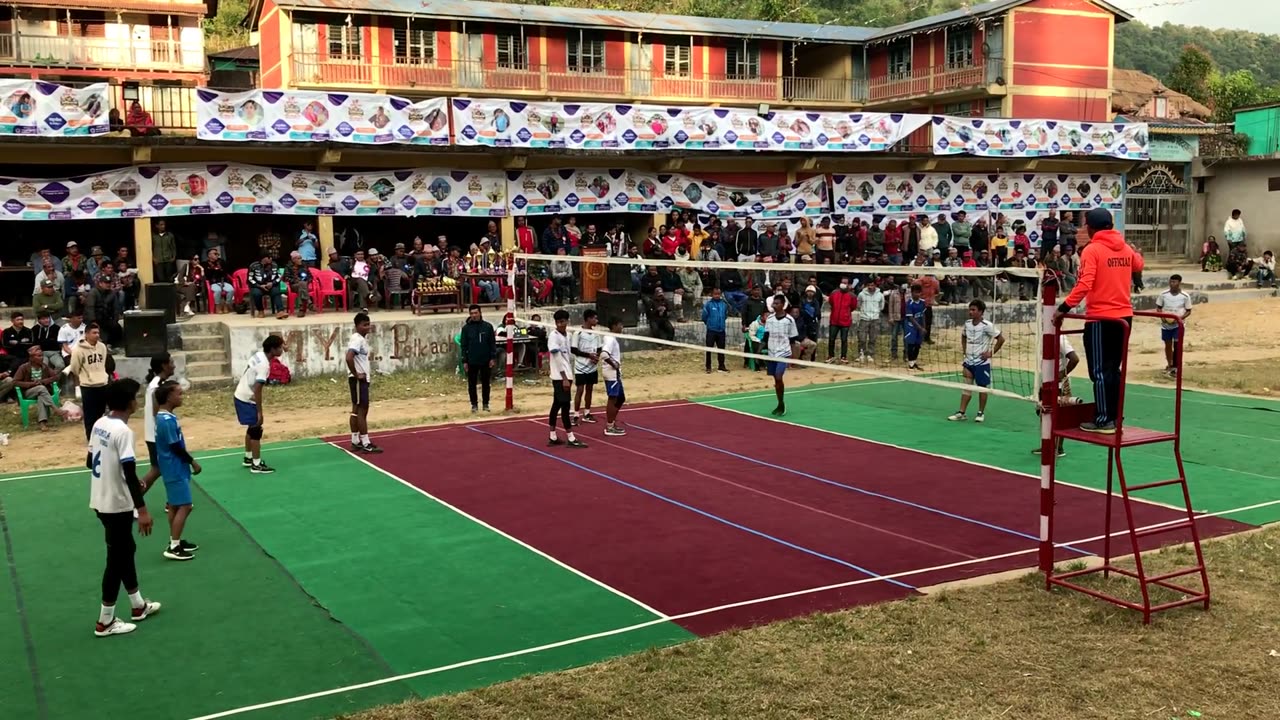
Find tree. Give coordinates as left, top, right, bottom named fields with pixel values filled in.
left=1165, top=45, right=1214, bottom=105
left=1207, top=69, right=1280, bottom=122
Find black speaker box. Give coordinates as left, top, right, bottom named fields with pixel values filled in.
left=595, top=290, right=639, bottom=327
left=606, top=263, right=632, bottom=292
left=145, top=282, right=177, bottom=326
left=124, top=310, right=169, bottom=358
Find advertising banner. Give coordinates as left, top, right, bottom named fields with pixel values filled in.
left=0, top=164, right=506, bottom=220
left=831, top=172, right=1123, bottom=219
left=196, top=89, right=451, bottom=145
left=931, top=117, right=1149, bottom=160
left=0, top=80, right=109, bottom=137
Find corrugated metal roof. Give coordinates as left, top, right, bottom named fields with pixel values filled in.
left=272, top=0, right=879, bottom=43
left=867, top=0, right=1132, bottom=42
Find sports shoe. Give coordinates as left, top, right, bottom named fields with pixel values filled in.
left=163, top=545, right=194, bottom=561
left=1031, top=448, right=1067, bottom=458
left=975, top=412, right=986, bottom=424
left=471, top=405, right=478, bottom=413
left=359, top=443, right=383, bottom=454
left=567, top=439, right=588, bottom=448
left=242, top=457, right=253, bottom=468
left=178, top=540, right=199, bottom=552
left=1080, top=422, right=1116, bottom=434
left=580, top=413, right=597, bottom=424
left=130, top=600, right=161, bottom=621
left=94, top=618, right=136, bottom=637
left=547, top=437, right=564, bottom=447
left=250, top=461, right=275, bottom=474
left=717, top=368, right=729, bottom=373
left=482, top=405, right=490, bottom=412
left=947, top=411, right=967, bottom=421
left=604, top=425, right=627, bottom=436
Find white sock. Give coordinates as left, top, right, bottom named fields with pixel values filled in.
left=170, top=538, right=180, bottom=550
left=128, top=591, right=145, bottom=610
left=98, top=604, right=115, bottom=625
left=244, top=452, right=252, bottom=460
left=351, top=432, right=359, bottom=444
left=360, top=434, right=370, bottom=445
left=568, top=432, right=577, bottom=442
left=252, top=458, right=262, bottom=467
left=549, top=430, right=558, bottom=441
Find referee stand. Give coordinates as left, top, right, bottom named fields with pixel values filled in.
left=1038, top=283, right=1210, bottom=623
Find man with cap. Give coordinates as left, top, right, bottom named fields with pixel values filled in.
left=33, top=278, right=61, bottom=316
left=1054, top=208, right=1143, bottom=434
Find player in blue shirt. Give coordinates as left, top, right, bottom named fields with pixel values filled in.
left=903, top=283, right=927, bottom=371
left=154, top=381, right=202, bottom=561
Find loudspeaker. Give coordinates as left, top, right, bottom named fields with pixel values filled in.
left=123, top=310, right=169, bottom=358
left=606, top=263, right=632, bottom=292
left=145, top=282, right=177, bottom=326
left=595, top=290, right=639, bottom=327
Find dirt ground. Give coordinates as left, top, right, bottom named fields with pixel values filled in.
left=3, top=297, right=1276, bottom=475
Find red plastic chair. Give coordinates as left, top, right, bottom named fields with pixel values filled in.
left=313, top=269, right=348, bottom=313
left=285, top=272, right=324, bottom=315
left=231, top=268, right=250, bottom=305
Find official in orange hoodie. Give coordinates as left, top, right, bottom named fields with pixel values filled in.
left=1053, top=208, right=1143, bottom=434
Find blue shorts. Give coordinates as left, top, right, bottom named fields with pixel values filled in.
left=767, top=360, right=788, bottom=378
left=1161, top=325, right=1181, bottom=342
left=163, top=477, right=192, bottom=507
left=605, top=378, right=624, bottom=399
left=234, top=398, right=260, bottom=426
left=964, top=361, right=992, bottom=388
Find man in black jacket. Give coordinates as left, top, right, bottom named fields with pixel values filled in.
left=460, top=304, right=496, bottom=413
left=2, top=312, right=34, bottom=374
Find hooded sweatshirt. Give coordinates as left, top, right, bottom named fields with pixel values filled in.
left=1062, top=229, right=1144, bottom=319
left=68, top=338, right=110, bottom=387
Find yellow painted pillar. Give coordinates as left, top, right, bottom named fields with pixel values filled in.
left=317, top=215, right=335, bottom=261
left=134, top=217, right=154, bottom=285
left=500, top=215, right=516, bottom=251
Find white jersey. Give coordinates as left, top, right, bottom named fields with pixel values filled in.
left=348, top=332, right=371, bottom=379
left=1156, top=290, right=1191, bottom=325
left=144, top=375, right=162, bottom=442
left=571, top=327, right=600, bottom=375
left=547, top=330, right=573, bottom=381
left=88, top=416, right=137, bottom=514
left=764, top=314, right=798, bottom=358
left=57, top=322, right=85, bottom=355
left=962, top=319, right=1001, bottom=366
left=600, top=335, right=621, bottom=382
left=234, top=350, right=270, bottom=404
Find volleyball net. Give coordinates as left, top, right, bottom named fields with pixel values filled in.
left=500, top=252, right=1048, bottom=404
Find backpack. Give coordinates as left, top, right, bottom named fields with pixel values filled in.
left=267, top=357, right=292, bottom=385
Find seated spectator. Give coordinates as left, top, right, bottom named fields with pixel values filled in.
left=13, top=346, right=59, bottom=431
left=676, top=262, right=703, bottom=318
left=549, top=249, right=575, bottom=304
left=1254, top=250, right=1276, bottom=288
left=1201, top=236, right=1222, bottom=272
left=32, top=279, right=61, bottom=316
left=115, top=260, right=141, bottom=310
left=658, top=266, right=687, bottom=321
left=34, top=258, right=63, bottom=296
left=1225, top=243, right=1253, bottom=280
left=283, top=252, right=314, bottom=317
left=87, top=245, right=108, bottom=277
left=248, top=254, right=288, bottom=320
left=126, top=100, right=159, bottom=136
left=205, top=249, right=233, bottom=313
left=2, top=312, right=34, bottom=374
left=178, top=255, right=204, bottom=315
left=32, top=311, right=63, bottom=373
left=57, top=310, right=84, bottom=391
left=648, top=290, right=675, bottom=340
left=348, top=249, right=381, bottom=312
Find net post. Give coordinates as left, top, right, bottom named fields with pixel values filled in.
left=505, top=263, right=516, bottom=412
left=1038, top=280, right=1058, bottom=576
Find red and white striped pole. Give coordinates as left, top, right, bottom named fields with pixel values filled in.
left=1038, top=280, right=1059, bottom=577
left=505, top=261, right=516, bottom=412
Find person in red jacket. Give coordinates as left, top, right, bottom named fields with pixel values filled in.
left=515, top=217, right=536, bottom=255
left=1054, top=208, right=1144, bottom=434
left=826, top=276, right=856, bottom=363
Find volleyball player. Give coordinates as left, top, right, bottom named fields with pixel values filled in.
left=88, top=378, right=161, bottom=637
left=345, top=312, right=381, bottom=453
left=600, top=317, right=625, bottom=436
left=762, top=294, right=799, bottom=417
left=571, top=309, right=601, bottom=425
left=547, top=309, right=586, bottom=448
left=234, top=334, right=283, bottom=473
left=948, top=299, right=1004, bottom=423
left=141, top=352, right=174, bottom=494
left=903, top=284, right=926, bottom=370
left=154, top=380, right=201, bottom=560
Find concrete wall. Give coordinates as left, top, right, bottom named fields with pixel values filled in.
left=1200, top=161, right=1280, bottom=256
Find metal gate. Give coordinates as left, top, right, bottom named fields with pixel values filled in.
left=1124, top=164, right=1191, bottom=259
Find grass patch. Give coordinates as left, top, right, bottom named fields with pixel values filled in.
left=348, top=528, right=1280, bottom=720
left=1142, top=358, right=1280, bottom=398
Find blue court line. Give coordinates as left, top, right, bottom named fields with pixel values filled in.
left=629, top=423, right=1093, bottom=557
left=465, top=425, right=916, bottom=591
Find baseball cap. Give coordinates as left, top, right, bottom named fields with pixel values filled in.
left=66, top=241, right=77, bottom=248
left=328, top=247, right=339, bottom=255
left=1085, top=208, right=1114, bottom=230
left=40, top=279, right=54, bottom=288
left=394, top=242, right=405, bottom=250
left=368, top=248, right=379, bottom=256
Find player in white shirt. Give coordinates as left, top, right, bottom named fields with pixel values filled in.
left=600, top=317, right=626, bottom=436
left=344, top=312, right=381, bottom=454
left=88, top=378, right=162, bottom=637
left=57, top=308, right=86, bottom=369
left=234, top=334, right=285, bottom=473
left=1034, top=335, right=1081, bottom=457
left=948, top=299, right=1004, bottom=423
left=1155, top=274, right=1192, bottom=377
left=762, top=295, right=799, bottom=417
left=140, top=352, right=175, bottom=494
left=547, top=309, right=586, bottom=448
left=571, top=309, right=601, bottom=425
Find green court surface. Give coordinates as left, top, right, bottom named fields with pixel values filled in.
left=699, top=377, right=1280, bottom=527
left=0, top=440, right=691, bottom=720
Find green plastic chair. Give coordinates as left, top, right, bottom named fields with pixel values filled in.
left=18, top=384, right=60, bottom=429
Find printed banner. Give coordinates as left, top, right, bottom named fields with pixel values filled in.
left=931, top=117, right=1149, bottom=160
left=506, top=169, right=827, bottom=219
left=453, top=98, right=929, bottom=152
left=196, top=89, right=450, bottom=145
left=0, top=164, right=506, bottom=221
left=0, top=80, right=109, bottom=137
left=831, top=172, right=1123, bottom=217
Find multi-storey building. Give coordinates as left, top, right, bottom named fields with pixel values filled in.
left=253, top=0, right=1126, bottom=126
left=0, top=0, right=208, bottom=128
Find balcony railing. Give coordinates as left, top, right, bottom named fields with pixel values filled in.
left=0, top=33, right=203, bottom=72
left=868, top=57, right=1004, bottom=104
left=290, top=54, right=868, bottom=106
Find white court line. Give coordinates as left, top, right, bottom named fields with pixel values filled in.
left=187, top=497, right=1277, bottom=720
left=366, top=401, right=693, bottom=441
left=701, top=378, right=903, bottom=403
left=324, top=440, right=671, bottom=621
left=0, top=441, right=331, bottom=485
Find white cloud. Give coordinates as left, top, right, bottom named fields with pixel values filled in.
left=1110, top=0, right=1280, bottom=34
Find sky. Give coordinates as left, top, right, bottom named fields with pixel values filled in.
left=1110, top=0, right=1280, bottom=34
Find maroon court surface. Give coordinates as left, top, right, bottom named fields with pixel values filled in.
left=348, top=403, right=1246, bottom=636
